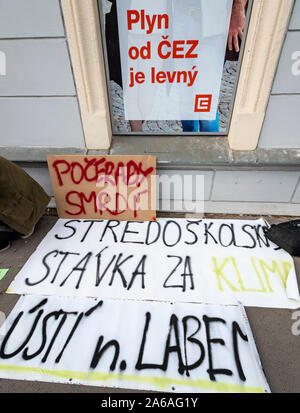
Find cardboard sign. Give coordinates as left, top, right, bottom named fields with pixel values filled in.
left=117, top=0, right=232, bottom=120
left=7, top=218, right=300, bottom=309
left=47, top=155, right=156, bottom=221
left=0, top=295, right=270, bottom=393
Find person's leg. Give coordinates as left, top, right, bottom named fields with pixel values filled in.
left=0, top=221, right=20, bottom=252
left=129, top=120, right=143, bottom=132
left=199, top=111, right=220, bottom=133
left=181, top=120, right=200, bottom=132
left=0, top=156, right=50, bottom=236
left=0, top=236, right=10, bottom=253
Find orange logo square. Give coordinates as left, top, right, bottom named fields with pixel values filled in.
left=194, top=95, right=212, bottom=112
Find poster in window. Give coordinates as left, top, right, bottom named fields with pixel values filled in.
left=101, top=0, right=249, bottom=134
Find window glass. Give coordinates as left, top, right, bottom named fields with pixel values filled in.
left=99, top=0, right=251, bottom=135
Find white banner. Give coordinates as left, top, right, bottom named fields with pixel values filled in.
left=7, top=218, right=300, bottom=309
left=0, top=295, right=270, bottom=393
left=117, top=0, right=232, bottom=120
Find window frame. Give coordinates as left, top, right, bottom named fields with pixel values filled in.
left=61, top=0, right=294, bottom=151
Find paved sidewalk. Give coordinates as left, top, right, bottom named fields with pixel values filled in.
left=0, top=215, right=299, bottom=393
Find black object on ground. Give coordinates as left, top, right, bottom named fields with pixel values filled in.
left=266, top=220, right=300, bottom=257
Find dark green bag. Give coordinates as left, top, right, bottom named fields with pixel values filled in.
left=0, top=156, right=50, bottom=235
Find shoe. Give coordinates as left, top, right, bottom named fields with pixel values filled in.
left=0, top=238, right=11, bottom=253
left=20, top=225, right=35, bottom=239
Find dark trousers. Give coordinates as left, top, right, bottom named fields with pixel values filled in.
left=0, top=221, right=19, bottom=242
